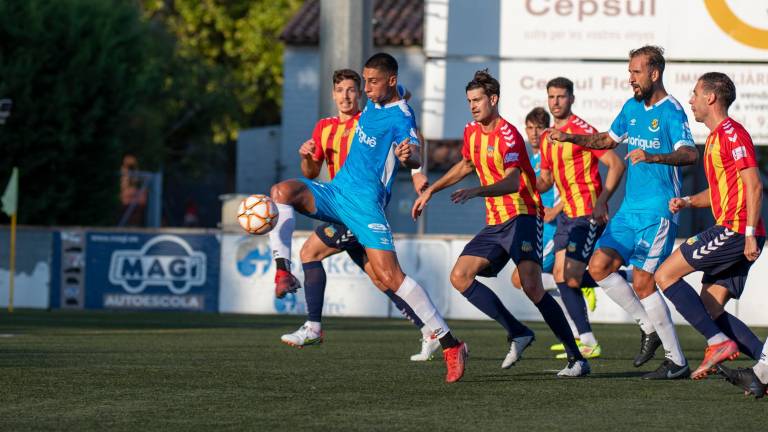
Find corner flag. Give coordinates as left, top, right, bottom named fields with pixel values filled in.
left=2, top=167, right=18, bottom=216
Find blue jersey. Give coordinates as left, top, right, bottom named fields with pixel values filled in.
left=332, top=98, right=420, bottom=206
left=609, top=96, right=694, bottom=220
left=530, top=151, right=556, bottom=208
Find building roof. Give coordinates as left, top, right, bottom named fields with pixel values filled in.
left=281, top=0, right=423, bottom=47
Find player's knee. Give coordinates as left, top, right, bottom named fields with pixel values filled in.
left=653, top=271, right=673, bottom=290
left=587, top=258, right=611, bottom=281
left=511, top=270, right=522, bottom=289
left=299, top=244, right=321, bottom=263
left=270, top=182, right=295, bottom=205
left=564, top=270, right=583, bottom=289
left=449, top=268, right=473, bottom=292
left=374, top=268, right=403, bottom=291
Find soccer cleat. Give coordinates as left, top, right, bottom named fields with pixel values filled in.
left=550, top=339, right=579, bottom=351
left=443, top=341, right=469, bottom=383
left=642, top=359, right=690, bottom=380
left=691, top=339, right=740, bottom=380
left=275, top=269, right=301, bottom=299
left=556, top=342, right=601, bottom=359
left=633, top=330, right=662, bottom=367
left=557, top=359, right=591, bottom=377
left=410, top=335, right=441, bottom=361
left=501, top=334, right=535, bottom=369
left=582, top=287, right=597, bottom=312
left=280, top=324, right=323, bottom=348
left=716, top=364, right=767, bottom=399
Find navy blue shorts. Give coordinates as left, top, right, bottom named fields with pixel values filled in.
left=553, top=214, right=605, bottom=264
left=314, top=222, right=367, bottom=270
left=679, top=225, right=765, bottom=299
left=461, top=214, right=542, bottom=277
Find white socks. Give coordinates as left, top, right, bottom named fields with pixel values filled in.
left=396, top=276, right=450, bottom=339
left=597, top=272, right=655, bottom=334
left=420, top=325, right=433, bottom=339
left=269, top=203, right=296, bottom=263
left=305, top=320, right=321, bottom=333
left=580, top=332, right=598, bottom=347
left=753, top=337, right=768, bottom=384
left=640, top=290, right=686, bottom=366
left=707, top=333, right=730, bottom=346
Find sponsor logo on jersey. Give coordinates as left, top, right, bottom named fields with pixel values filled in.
left=732, top=146, right=747, bottom=161
left=627, top=136, right=661, bottom=150
left=504, top=152, right=519, bottom=163
left=367, top=223, right=389, bottom=233
left=358, top=128, right=377, bottom=147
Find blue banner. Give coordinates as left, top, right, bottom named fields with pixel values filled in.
left=84, top=232, right=220, bottom=312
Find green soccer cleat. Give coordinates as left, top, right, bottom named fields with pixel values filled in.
left=556, top=342, right=601, bottom=359
left=550, top=339, right=580, bottom=351
left=582, top=287, right=597, bottom=312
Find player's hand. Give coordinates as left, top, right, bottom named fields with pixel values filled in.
left=669, top=197, right=688, bottom=213
left=395, top=138, right=411, bottom=163
left=546, top=128, right=565, bottom=142
left=411, top=189, right=432, bottom=220
left=411, top=172, right=429, bottom=195
left=744, top=236, right=761, bottom=261
left=591, top=201, right=609, bottom=225
left=625, top=148, right=652, bottom=165
left=299, top=139, right=317, bottom=159
left=451, top=188, right=477, bottom=204
left=543, top=206, right=559, bottom=223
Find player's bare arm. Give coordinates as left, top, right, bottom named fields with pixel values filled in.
left=299, top=138, right=322, bottom=179
left=410, top=130, right=429, bottom=194
left=668, top=189, right=710, bottom=213
left=547, top=128, right=618, bottom=150
left=411, top=157, right=474, bottom=219
left=593, top=150, right=625, bottom=224
left=536, top=168, right=554, bottom=193
left=625, top=146, right=698, bottom=166
left=741, top=166, right=763, bottom=261
left=543, top=200, right=564, bottom=224
left=451, top=167, right=519, bottom=204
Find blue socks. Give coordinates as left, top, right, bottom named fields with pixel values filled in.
left=557, top=282, right=592, bottom=334
left=536, top=292, right=584, bottom=361
left=662, top=279, right=721, bottom=339
left=715, top=312, right=763, bottom=360
left=303, top=261, right=326, bottom=322
left=462, top=280, right=531, bottom=339
left=383, top=289, right=425, bottom=329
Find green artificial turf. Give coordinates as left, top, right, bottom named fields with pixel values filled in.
left=0, top=310, right=765, bottom=431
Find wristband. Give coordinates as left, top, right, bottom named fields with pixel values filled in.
left=745, top=226, right=755, bottom=237
left=411, top=168, right=422, bottom=176
left=682, top=196, right=692, bottom=207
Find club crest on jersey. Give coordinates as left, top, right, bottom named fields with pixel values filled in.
left=567, top=242, right=577, bottom=253
left=521, top=241, right=533, bottom=253
left=686, top=235, right=699, bottom=246
left=648, top=119, right=660, bottom=132
left=487, top=146, right=494, bottom=153
left=324, top=226, right=337, bottom=238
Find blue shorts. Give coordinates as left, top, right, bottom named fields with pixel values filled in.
left=542, top=221, right=556, bottom=273
left=679, top=225, right=765, bottom=299
left=314, top=222, right=367, bottom=270
left=299, top=178, right=394, bottom=251
left=596, top=211, right=676, bottom=273
left=553, top=214, right=605, bottom=264
left=461, top=215, right=543, bottom=278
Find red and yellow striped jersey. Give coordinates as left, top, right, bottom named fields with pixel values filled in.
left=461, top=117, right=541, bottom=225
left=540, top=115, right=606, bottom=218
left=704, top=118, right=765, bottom=235
left=310, top=112, right=361, bottom=180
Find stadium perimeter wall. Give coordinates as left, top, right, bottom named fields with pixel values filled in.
left=3, top=227, right=766, bottom=327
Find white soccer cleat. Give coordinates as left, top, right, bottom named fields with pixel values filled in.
left=410, top=335, right=441, bottom=361
left=280, top=324, right=323, bottom=348
left=557, top=359, right=591, bottom=377
left=501, top=334, right=535, bottom=369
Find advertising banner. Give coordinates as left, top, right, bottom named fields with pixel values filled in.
left=83, top=232, right=220, bottom=312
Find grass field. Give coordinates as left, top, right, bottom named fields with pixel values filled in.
left=0, top=310, right=766, bottom=431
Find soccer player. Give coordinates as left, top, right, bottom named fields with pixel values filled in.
left=412, top=70, right=589, bottom=377
left=655, top=72, right=766, bottom=380
left=536, top=77, right=626, bottom=360
left=547, top=46, right=695, bottom=379
left=717, top=337, right=768, bottom=399
left=270, top=53, right=467, bottom=383
left=278, top=69, right=440, bottom=362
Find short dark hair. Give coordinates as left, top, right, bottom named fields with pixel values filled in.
left=465, top=69, right=500, bottom=98
left=699, top=72, right=736, bottom=109
left=546, top=77, right=574, bottom=95
left=332, top=69, right=362, bottom=91
left=629, top=45, right=665, bottom=76
left=525, top=107, right=550, bottom=128
left=364, top=52, right=398, bottom=74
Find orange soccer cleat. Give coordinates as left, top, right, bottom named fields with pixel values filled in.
left=443, top=341, right=469, bottom=383
left=691, top=339, right=740, bottom=380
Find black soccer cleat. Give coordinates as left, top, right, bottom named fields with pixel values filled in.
left=716, top=364, right=767, bottom=399
left=634, top=330, right=662, bottom=367
left=642, top=359, right=690, bottom=380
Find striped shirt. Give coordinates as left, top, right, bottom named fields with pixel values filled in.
left=311, top=112, right=361, bottom=180
left=541, top=115, right=606, bottom=218
left=461, top=117, right=541, bottom=225
left=704, top=117, right=765, bottom=235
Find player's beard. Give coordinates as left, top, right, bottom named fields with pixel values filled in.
left=633, top=84, right=653, bottom=102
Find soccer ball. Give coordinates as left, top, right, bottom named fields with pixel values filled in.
left=237, top=194, right=279, bottom=235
